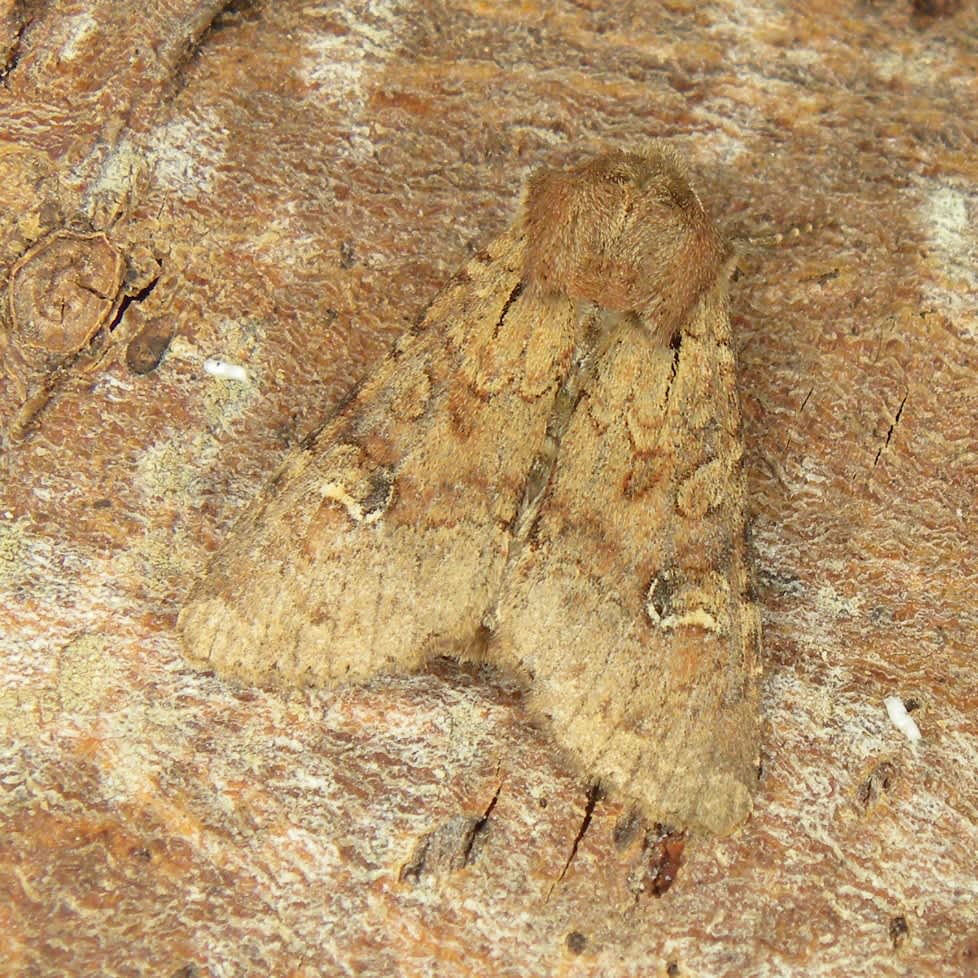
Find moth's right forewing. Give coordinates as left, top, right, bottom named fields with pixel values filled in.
left=179, top=227, right=580, bottom=687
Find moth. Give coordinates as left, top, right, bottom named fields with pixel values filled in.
left=179, top=144, right=762, bottom=835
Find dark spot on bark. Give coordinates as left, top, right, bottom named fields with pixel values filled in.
left=613, top=810, right=642, bottom=850
left=126, top=317, right=174, bottom=375
left=889, top=914, right=909, bottom=949
left=565, top=931, right=588, bottom=954
left=856, top=760, right=897, bottom=812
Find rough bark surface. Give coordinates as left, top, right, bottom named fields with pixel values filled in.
left=1, top=1, right=975, bottom=976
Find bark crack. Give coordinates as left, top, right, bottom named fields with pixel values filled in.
left=873, top=392, right=907, bottom=467
left=546, top=783, right=601, bottom=901
left=0, top=2, right=34, bottom=87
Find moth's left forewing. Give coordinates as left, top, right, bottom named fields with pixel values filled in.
left=494, top=279, right=761, bottom=835
left=179, top=228, right=585, bottom=687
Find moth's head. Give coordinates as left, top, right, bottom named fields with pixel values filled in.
left=522, top=144, right=732, bottom=341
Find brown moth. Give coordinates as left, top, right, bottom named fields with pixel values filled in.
left=179, top=144, right=762, bottom=835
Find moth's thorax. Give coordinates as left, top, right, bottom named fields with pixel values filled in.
left=522, top=144, right=731, bottom=343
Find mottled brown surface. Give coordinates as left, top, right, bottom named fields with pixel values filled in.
left=179, top=151, right=762, bottom=837
left=1, top=2, right=976, bottom=976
